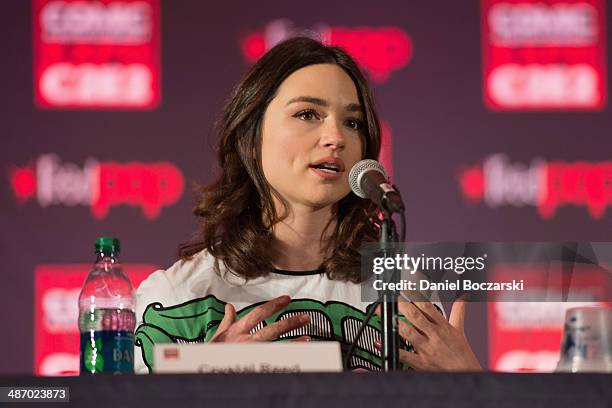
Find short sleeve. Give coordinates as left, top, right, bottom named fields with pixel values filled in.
left=133, top=269, right=178, bottom=374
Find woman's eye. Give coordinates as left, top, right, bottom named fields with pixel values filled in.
left=345, top=118, right=363, bottom=130
left=295, top=109, right=318, bottom=121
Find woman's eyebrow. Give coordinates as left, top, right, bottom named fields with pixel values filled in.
left=286, top=96, right=363, bottom=112
left=286, top=96, right=328, bottom=107
left=345, top=103, right=362, bottom=113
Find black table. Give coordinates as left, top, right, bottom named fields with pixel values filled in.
left=1, top=372, right=611, bottom=407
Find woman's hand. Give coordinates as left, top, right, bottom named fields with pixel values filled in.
left=375, top=298, right=482, bottom=371
left=210, top=295, right=311, bottom=342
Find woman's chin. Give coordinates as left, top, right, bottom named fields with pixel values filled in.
left=302, top=194, right=346, bottom=209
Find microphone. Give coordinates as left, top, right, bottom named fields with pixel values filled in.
left=349, top=159, right=404, bottom=213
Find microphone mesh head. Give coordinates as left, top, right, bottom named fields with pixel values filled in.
left=348, top=159, right=388, bottom=198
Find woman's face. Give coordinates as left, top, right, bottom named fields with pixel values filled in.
left=261, top=64, right=365, bottom=212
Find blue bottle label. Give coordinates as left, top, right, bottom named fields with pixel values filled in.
left=80, top=330, right=134, bottom=374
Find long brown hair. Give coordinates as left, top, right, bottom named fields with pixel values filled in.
left=180, top=37, right=382, bottom=283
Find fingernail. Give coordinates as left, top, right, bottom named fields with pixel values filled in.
left=373, top=340, right=381, bottom=348
left=300, top=314, right=310, bottom=324
left=304, top=336, right=311, bottom=342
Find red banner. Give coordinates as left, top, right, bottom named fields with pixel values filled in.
left=33, top=0, right=161, bottom=109
left=482, top=0, right=607, bottom=110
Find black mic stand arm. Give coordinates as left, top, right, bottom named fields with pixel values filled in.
left=379, top=208, right=401, bottom=371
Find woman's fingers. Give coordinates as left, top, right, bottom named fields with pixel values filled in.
left=397, top=318, right=427, bottom=347
left=373, top=340, right=426, bottom=370
left=398, top=349, right=426, bottom=370
left=374, top=304, right=427, bottom=348
left=412, top=301, right=445, bottom=325
left=374, top=303, right=427, bottom=343
left=372, top=315, right=426, bottom=350
left=251, top=313, right=310, bottom=341
left=449, top=298, right=467, bottom=331
left=209, top=296, right=313, bottom=342
left=397, top=300, right=435, bottom=336
left=219, top=303, right=236, bottom=331
left=210, top=303, right=236, bottom=342
left=374, top=298, right=482, bottom=371
left=237, top=295, right=291, bottom=333
left=290, top=336, right=311, bottom=342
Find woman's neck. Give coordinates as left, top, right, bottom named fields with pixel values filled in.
left=272, top=203, right=335, bottom=272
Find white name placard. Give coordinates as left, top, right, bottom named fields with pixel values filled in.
left=153, top=342, right=343, bottom=374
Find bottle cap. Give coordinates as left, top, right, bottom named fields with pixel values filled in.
left=95, top=237, right=120, bottom=255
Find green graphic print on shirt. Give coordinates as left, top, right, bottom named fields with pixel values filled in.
left=135, top=295, right=414, bottom=372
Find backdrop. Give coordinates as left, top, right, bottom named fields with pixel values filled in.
left=1, top=0, right=610, bottom=375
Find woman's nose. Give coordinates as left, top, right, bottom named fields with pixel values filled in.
left=319, top=120, right=345, bottom=150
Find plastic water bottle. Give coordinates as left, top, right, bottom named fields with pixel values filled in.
left=78, top=237, right=135, bottom=374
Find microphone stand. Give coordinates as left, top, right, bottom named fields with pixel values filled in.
left=343, top=161, right=406, bottom=371
left=379, top=208, right=401, bottom=371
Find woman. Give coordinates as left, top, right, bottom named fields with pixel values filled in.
left=134, top=37, right=481, bottom=373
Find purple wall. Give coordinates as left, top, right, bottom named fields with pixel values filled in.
left=1, top=0, right=611, bottom=374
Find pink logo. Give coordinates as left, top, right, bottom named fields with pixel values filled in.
left=8, top=154, right=184, bottom=220
left=240, top=20, right=413, bottom=83
left=458, top=154, right=612, bottom=219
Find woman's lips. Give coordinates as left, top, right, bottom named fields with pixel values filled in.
left=309, top=167, right=344, bottom=181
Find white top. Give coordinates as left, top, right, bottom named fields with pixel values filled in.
left=134, top=249, right=440, bottom=373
